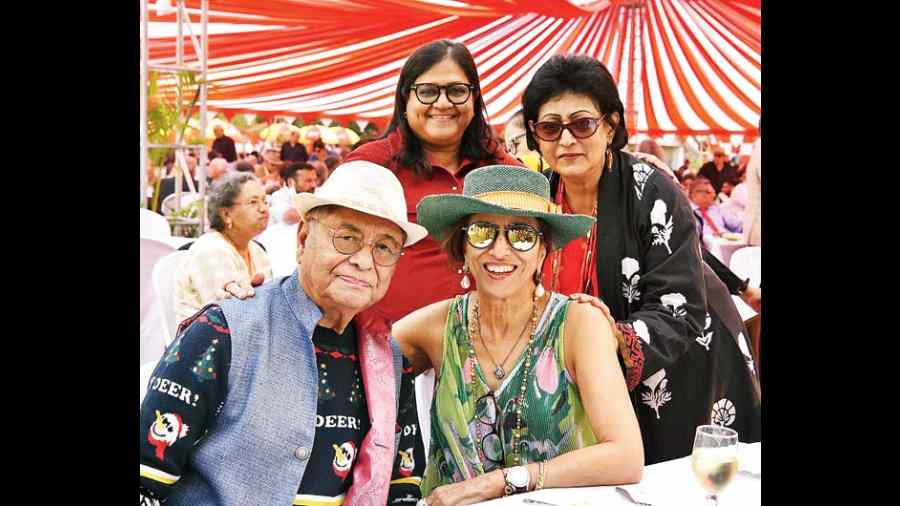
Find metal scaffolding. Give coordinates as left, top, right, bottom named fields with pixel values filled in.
left=140, top=0, right=209, bottom=234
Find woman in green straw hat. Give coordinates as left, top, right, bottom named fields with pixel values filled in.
left=395, top=164, right=643, bottom=505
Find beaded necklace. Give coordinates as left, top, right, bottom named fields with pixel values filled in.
left=467, top=291, right=544, bottom=465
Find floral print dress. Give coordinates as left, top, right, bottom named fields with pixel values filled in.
left=420, top=292, right=598, bottom=496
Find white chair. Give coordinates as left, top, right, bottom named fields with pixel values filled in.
left=729, top=246, right=761, bottom=288
left=140, top=208, right=171, bottom=240
left=153, top=250, right=189, bottom=347
left=141, top=239, right=176, bottom=365
left=161, top=192, right=204, bottom=217
left=415, top=369, right=436, bottom=465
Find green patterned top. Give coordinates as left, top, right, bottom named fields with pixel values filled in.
left=420, top=292, right=599, bottom=495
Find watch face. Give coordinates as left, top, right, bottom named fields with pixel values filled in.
left=508, top=466, right=529, bottom=487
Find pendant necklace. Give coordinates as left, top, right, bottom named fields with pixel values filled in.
left=471, top=299, right=531, bottom=380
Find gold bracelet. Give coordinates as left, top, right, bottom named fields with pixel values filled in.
left=535, top=461, right=547, bottom=490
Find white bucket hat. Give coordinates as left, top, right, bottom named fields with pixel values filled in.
left=294, top=160, right=428, bottom=247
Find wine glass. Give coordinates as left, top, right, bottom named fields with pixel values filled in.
left=691, top=425, right=739, bottom=505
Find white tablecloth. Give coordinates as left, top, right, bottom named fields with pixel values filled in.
left=473, top=443, right=760, bottom=506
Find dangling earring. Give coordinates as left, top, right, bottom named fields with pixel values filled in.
left=533, top=270, right=545, bottom=298
left=226, top=219, right=233, bottom=229
left=460, top=265, right=471, bottom=290
left=605, top=147, right=613, bottom=171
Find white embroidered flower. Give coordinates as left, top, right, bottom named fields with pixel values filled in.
left=622, top=257, right=640, bottom=279
left=660, top=292, right=687, bottom=317
left=650, top=199, right=668, bottom=226
left=711, top=398, right=736, bottom=427
left=633, top=163, right=654, bottom=200
left=650, top=199, right=674, bottom=254
left=633, top=320, right=651, bottom=344
left=695, top=313, right=712, bottom=351
left=641, top=369, right=671, bottom=420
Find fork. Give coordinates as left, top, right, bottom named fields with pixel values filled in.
left=616, top=485, right=653, bottom=506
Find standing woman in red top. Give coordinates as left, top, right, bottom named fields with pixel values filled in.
left=344, top=39, right=521, bottom=324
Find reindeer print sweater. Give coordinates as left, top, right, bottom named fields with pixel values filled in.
left=140, top=306, right=425, bottom=506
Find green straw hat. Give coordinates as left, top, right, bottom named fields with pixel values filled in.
left=416, top=165, right=595, bottom=249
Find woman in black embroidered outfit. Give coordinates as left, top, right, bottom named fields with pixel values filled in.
left=522, top=54, right=760, bottom=464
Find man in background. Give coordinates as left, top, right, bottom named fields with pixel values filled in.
left=504, top=110, right=543, bottom=171
left=211, top=125, right=238, bottom=163
left=698, top=146, right=740, bottom=194
left=280, top=131, right=309, bottom=163
left=689, top=176, right=742, bottom=240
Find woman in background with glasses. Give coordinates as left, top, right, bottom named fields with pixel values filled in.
left=395, top=165, right=643, bottom=505
left=343, top=39, right=521, bottom=325
left=522, top=54, right=760, bottom=466
left=174, top=172, right=272, bottom=325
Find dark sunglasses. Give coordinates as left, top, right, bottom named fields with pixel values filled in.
left=463, top=221, right=542, bottom=252
left=529, top=115, right=605, bottom=142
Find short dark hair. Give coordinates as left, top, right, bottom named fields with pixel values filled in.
left=522, top=54, right=628, bottom=153
left=323, top=156, right=340, bottom=171
left=280, top=162, right=315, bottom=182
left=441, top=216, right=554, bottom=265
left=690, top=176, right=714, bottom=195
left=234, top=161, right=255, bottom=173
left=207, top=172, right=255, bottom=231
left=312, top=139, right=326, bottom=151
left=384, top=39, right=497, bottom=178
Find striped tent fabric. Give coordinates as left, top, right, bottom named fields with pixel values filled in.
left=148, top=0, right=760, bottom=140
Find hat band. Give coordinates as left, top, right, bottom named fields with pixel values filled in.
left=472, top=191, right=561, bottom=214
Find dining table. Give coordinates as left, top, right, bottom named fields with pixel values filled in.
left=471, top=442, right=761, bottom=506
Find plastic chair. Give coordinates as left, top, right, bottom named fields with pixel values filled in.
left=729, top=246, right=761, bottom=288
left=153, top=250, right=189, bottom=347
left=161, top=192, right=204, bottom=216
left=415, top=369, right=435, bottom=464
left=141, top=238, right=176, bottom=365
left=140, top=208, right=171, bottom=239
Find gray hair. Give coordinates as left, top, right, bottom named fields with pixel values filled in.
left=207, top=172, right=256, bottom=231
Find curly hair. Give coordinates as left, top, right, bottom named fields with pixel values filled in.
left=383, top=39, right=497, bottom=178
left=207, top=172, right=255, bottom=231
left=522, top=54, right=628, bottom=153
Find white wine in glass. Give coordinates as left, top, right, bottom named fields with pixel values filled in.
left=691, top=425, right=739, bottom=505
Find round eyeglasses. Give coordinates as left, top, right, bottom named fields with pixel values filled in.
left=410, top=82, right=475, bottom=105
left=311, top=220, right=404, bottom=266
left=529, top=115, right=606, bottom=142
left=463, top=222, right=542, bottom=252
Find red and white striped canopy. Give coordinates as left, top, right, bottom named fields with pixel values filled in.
left=148, top=0, right=760, bottom=139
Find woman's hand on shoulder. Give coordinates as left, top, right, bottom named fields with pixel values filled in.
left=567, top=293, right=615, bottom=331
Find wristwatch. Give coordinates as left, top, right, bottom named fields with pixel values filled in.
left=502, top=466, right=530, bottom=495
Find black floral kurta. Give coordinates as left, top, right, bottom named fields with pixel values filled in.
left=547, top=151, right=761, bottom=464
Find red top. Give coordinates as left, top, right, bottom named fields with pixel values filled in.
left=540, top=186, right=599, bottom=297
left=344, top=130, right=522, bottom=323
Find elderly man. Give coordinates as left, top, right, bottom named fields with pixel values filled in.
left=689, top=176, right=742, bottom=238
left=140, top=161, right=429, bottom=505
left=697, top=146, right=740, bottom=194
left=211, top=125, right=238, bottom=162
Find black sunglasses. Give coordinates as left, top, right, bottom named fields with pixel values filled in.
left=529, top=115, right=606, bottom=142
left=462, top=222, right=542, bottom=252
